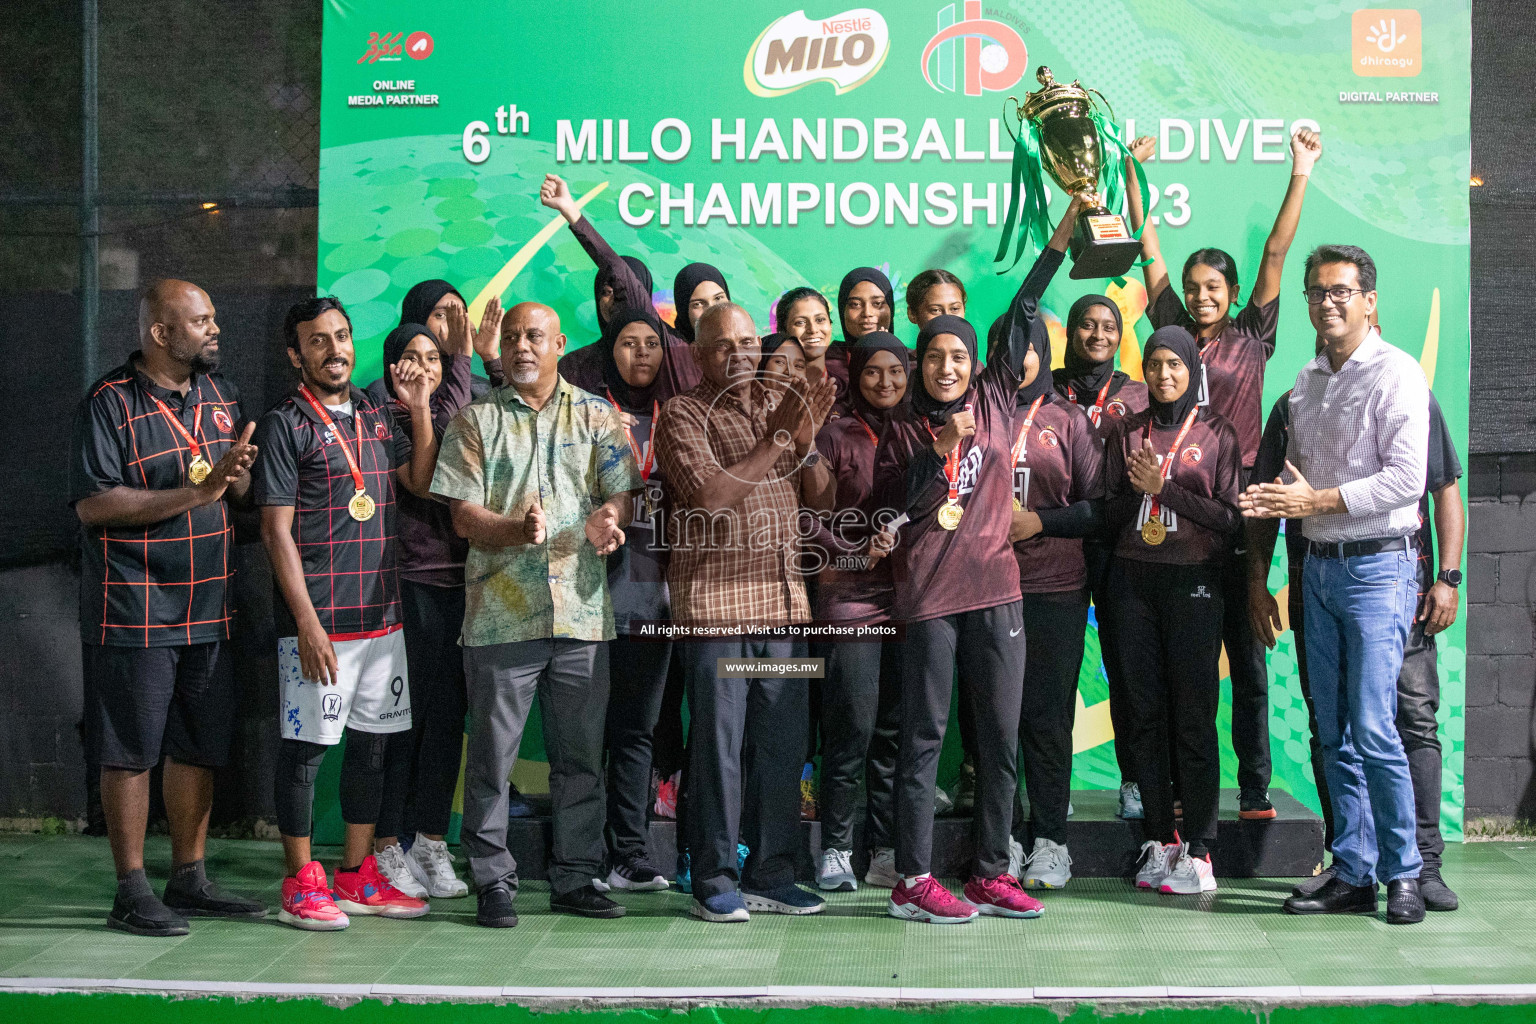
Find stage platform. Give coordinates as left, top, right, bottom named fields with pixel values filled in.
left=505, top=788, right=1326, bottom=883
left=3, top=831, right=1536, bottom=1015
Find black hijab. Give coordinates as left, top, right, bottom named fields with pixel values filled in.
left=595, top=256, right=654, bottom=328
left=399, top=280, right=464, bottom=333
left=599, top=306, right=665, bottom=412
left=672, top=263, right=730, bottom=342
left=847, top=331, right=910, bottom=429
left=913, top=314, right=979, bottom=426
left=836, top=267, right=895, bottom=342
left=990, top=314, right=1054, bottom=408
left=381, top=322, right=439, bottom=400
left=1060, top=294, right=1123, bottom=398
left=1143, top=325, right=1203, bottom=426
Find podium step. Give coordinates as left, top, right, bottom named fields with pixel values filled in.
left=503, top=788, right=1324, bottom=882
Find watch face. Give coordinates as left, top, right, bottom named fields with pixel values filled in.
left=1441, top=569, right=1463, bottom=586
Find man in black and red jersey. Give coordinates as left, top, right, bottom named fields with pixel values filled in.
left=253, top=297, right=440, bottom=931
left=71, top=279, right=267, bottom=936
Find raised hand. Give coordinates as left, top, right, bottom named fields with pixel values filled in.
left=390, top=360, right=433, bottom=412
left=933, top=408, right=976, bottom=457
left=1291, top=128, right=1322, bottom=175
left=539, top=173, right=579, bottom=223
left=473, top=296, right=504, bottom=362
left=200, top=422, right=257, bottom=502
left=1129, top=135, right=1156, bottom=163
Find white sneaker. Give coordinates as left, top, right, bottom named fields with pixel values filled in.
left=375, top=841, right=429, bottom=899
left=1160, top=843, right=1217, bottom=894
left=405, top=834, right=468, bottom=898
left=816, top=847, right=857, bottom=891
left=933, top=786, right=954, bottom=816
left=864, top=847, right=899, bottom=888
left=1023, top=837, right=1072, bottom=889
left=1118, top=782, right=1144, bottom=819
left=1006, top=836, right=1025, bottom=878
left=1134, top=839, right=1178, bottom=889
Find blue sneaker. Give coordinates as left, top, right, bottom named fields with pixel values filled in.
left=737, top=842, right=750, bottom=873
left=690, top=889, right=749, bottom=923
left=507, top=785, right=535, bottom=819
left=741, top=883, right=825, bottom=915
left=675, top=852, right=691, bottom=894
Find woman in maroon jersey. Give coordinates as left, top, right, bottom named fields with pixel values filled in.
left=806, top=332, right=910, bottom=892
left=874, top=198, right=1082, bottom=924
left=822, top=268, right=896, bottom=415
left=995, top=313, right=1104, bottom=892
left=775, top=288, right=835, bottom=397
left=1127, top=130, right=1321, bottom=820
left=1102, top=325, right=1240, bottom=898
left=1053, top=294, right=1150, bottom=821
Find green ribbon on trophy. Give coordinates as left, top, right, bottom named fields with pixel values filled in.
left=996, top=67, right=1152, bottom=281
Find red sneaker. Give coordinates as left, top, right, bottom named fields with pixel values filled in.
left=887, top=875, right=978, bottom=924
left=332, top=855, right=430, bottom=919
left=653, top=771, right=679, bottom=820
left=278, top=861, right=349, bottom=931
left=963, top=873, right=1044, bottom=918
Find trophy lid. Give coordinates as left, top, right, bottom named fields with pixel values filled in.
left=1021, top=65, right=1092, bottom=122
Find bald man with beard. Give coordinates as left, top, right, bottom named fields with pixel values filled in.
left=431, top=302, right=642, bottom=927
left=70, top=279, right=266, bottom=936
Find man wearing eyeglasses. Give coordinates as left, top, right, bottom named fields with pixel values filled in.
left=1239, top=245, right=1430, bottom=925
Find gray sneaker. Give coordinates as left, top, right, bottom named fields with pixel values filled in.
left=1117, top=781, right=1144, bottom=820
left=817, top=847, right=857, bottom=892
left=1022, top=838, right=1072, bottom=889
left=864, top=847, right=898, bottom=888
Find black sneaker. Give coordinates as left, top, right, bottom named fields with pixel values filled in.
left=550, top=883, right=626, bottom=919
left=1239, top=788, right=1277, bottom=820
left=1386, top=878, right=1426, bottom=924
left=954, top=756, right=976, bottom=814
left=601, top=856, right=668, bottom=893
left=1292, top=864, right=1337, bottom=897
left=107, top=889, right=190, bottom=937
left=164, top=877, right=268, bottom=919
left=1420, top=868, right=1459, bottom=912
left=476, top=884, right=518, bottom=928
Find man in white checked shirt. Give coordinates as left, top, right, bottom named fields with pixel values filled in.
left=1240, top=244, right=1430, bottom=925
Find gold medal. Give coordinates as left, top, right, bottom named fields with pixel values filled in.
left=1013, top=498, right=1023, bottom=511
left=348, top=489, right=376, bottom=522
left=187, top=455, right=212, bottom=485
left=937, top=501, right=964, bottom=531
left=1141, top=519, right=1166, bottom=545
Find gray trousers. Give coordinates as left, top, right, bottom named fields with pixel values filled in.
left=461, top=638, right=609, bottom=897
left=680, top=638, right=806, bottom=899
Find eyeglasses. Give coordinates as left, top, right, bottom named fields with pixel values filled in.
left=1303, top=286, right=1368, bottom=305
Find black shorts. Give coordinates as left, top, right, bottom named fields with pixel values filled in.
left=82, top=642, right=235, bottom=771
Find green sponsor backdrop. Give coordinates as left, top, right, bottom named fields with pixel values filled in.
left=317, top=0, right=1470, bottom=842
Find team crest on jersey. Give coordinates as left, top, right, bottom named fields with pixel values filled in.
left=211, top=407, right=234, bottom=433
left=374, top=420, right=388, bottom=441
left=1038, top=427, right=1059, bottom=448
left=1107, top=399, right=1126, bottom=416
left=1181, top=444, right=1203, bottom=465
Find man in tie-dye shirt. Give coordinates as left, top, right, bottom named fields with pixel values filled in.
left=431, top=302, right=640, bottom=927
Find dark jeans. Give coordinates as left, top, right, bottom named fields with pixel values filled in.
left=813, top=637, right=901, bottom=852
left=1222, top=511, right=1274, bottom=793
left=896, top=602, right=1025, bottom=879
left=378, top=580, right=468, bottom=839
left=1292, top=568, right=1445, bottom=867
left=603, top=635, right=673, bottom=864
left=1085, top=540, right=1136, bottom=782
left=1018, top=590, right=1090, bottom=845
left=1106, top=559, right=1224, bottom=855
left=680, top=638, right=806, bottom=899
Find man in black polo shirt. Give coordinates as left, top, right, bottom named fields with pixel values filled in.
left=254, top=296, right=440, bottom=931
left=71, top=279, right=267, bottom=936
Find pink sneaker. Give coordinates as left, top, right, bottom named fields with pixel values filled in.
left=278, top=861, right=349, bottom=931
left=963, top=873, right=1044, bottom=918
left=654, top=771, right=679, bottom=820
left=333, top=855, right=430, bottom=919
left=887, top=875, right=978, bottom=924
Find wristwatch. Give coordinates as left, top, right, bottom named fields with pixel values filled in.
left=1437, top=568, right=1463, bottom=588
left=799, top=446, right=822, bottom=468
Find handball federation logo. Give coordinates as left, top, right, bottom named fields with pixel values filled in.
left=920, top=1, right=1028, bottom=96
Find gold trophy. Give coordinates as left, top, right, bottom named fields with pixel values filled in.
left=1014, top=67, right=1143, bottom=280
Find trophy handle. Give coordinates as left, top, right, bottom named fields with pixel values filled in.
left=1002, top=96, right=1024, bottom=145
left=1088, top=88, right=1117, bottom=122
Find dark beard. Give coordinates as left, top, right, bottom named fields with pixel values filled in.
left=305, top=372, right=350, bottom=397
left=189, top=351, right=219, bottom=374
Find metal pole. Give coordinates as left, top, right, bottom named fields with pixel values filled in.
left=80, top=0, right=99, bottom=389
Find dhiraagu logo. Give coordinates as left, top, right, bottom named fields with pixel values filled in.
left=921, top=1, right=1028, bottom=96
left=1352, top=9, right=1421, bottom=76
left=745, top=8, right=891, bottom=97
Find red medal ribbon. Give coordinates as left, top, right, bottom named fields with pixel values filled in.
left=1068, top=380, right=1113, bottom=427
left=606, top=390, right=659, bottom=482
left=851, top=413, right=879, bottom=447
left=297, top=384, right=368, bottom=495
left=1010, top=395, right=1044, bottom=466
left=147, top=393, right=204, bottom=465
left=921, top=402, right=973, bottom=505
left=1145, top=407, right=1199, bottom=522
